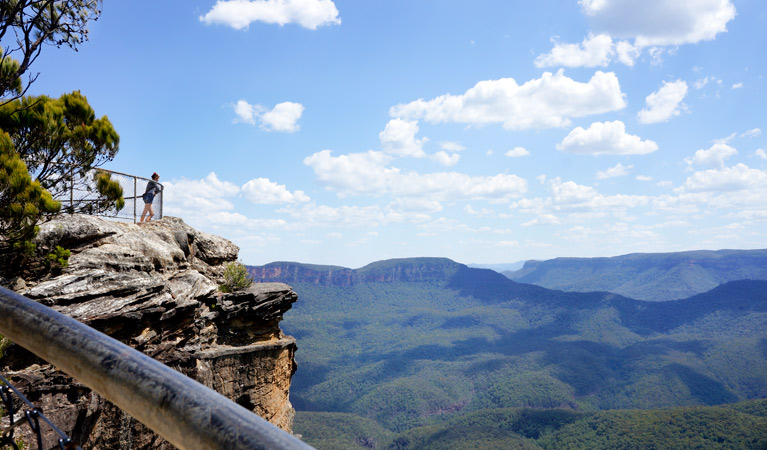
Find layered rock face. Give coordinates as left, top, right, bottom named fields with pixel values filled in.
left=1, top=215, right=299, bottom=449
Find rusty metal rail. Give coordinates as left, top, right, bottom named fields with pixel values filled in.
left=0, top=286, right=314, bottom=450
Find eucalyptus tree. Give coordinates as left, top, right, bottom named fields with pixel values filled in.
left=0, top=0, right=102, bottom=101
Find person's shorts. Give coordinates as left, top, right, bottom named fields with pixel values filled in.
left=143, top=192, right=155, bottom=204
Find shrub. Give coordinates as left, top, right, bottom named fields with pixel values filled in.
left=219, top=261, right=253, bottom=293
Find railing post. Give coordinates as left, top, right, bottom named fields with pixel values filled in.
left=0, top=287, right=314, bottom=450
left=134, top=175, right=137, bottom=223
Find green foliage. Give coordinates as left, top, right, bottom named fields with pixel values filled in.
left=0, top=130, right=60, bottom=254
left=219, top=261, right=253, bottom=293
left=268, top=258, right=767, bottom=448
left=45, top=244, right=70, bottom=271
left=536, top=405, right=767, bottom=449
left=294, top=411, right=395, bottom=450
left=0, top=91, right=120, bottom=213
left=0, top=0, right=102, bottom=100
left=93, top=169, right=124, bottom=213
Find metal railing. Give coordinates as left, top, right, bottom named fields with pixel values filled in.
left=0, top=286, right=314, bottom=450
left=59, top=168, right=163, bottom=223
left=1, top=373, right=82, bottom=450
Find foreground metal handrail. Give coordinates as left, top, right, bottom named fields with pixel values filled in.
left=0, top=287, right=314, bottom=450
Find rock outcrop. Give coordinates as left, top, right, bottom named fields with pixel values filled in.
left=0, top=215, right=299, bottom=449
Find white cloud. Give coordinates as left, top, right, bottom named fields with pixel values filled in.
left=163, top=172, right=240, bottom=214
left=389, top=197, right=443, bottom=214
left=505, top=147, right=530, bottom=158
left=431, top=151, right=461, bottom=166
left=637, top=80, right=688, bottom=124
left=732, top=82, right=743, bottom=89
left=241, top=178, right=311, bottom=204
left=234, top=100, right=259, bottom=124
left=535, top=34, right=641, bottom=68
left=684, top=143, right=737, bottom=168
left=535, top=34, right=615, bottom=68
left=379, top=119, right=427, bottom=158
left=303, top=149, right=527, bottom=202
left=557, top=120, right=659, bottom=155
left=597, top=162, right=633, bottom=179
left=636, top=175, right=653, bottom=181
left=279, top=203, right=391, bottom=228
left=260, top=102, right=305, bottom=132
left=756, top=149, right=767, bottom=160
left=678, top=163, right=767, bottom=193
left=741, top=128, right=761, bottom=138
left=303, top=150, right=396, bottom=196
left=200, top=0, right=341, bottom=30
left=439, top=141, right=466, bottom=152
left=234, top=100, right=304, bottom=132
left=512, top=177, right=649, bottom=225
left=693, top=76, right=715, bottom=89
left=579, top=0, right=736, bottom=47
left=615, top=40, right=641, bottom=66
left=390, top=69, right=626, bottom=130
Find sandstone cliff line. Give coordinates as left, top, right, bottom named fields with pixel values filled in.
left=1, top=215, right=300, bottom=449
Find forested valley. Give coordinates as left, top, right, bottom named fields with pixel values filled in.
left=249, top=254, right=767, bottom=449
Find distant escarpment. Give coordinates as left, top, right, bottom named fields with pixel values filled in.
left=249, top=257, right=463, bottom=286
left=505, top=249, right=767, bottom=301
left=1, top=215, right=299, bottom=449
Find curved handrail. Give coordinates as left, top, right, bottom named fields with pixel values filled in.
left=0, top=287, right=314, bottom=450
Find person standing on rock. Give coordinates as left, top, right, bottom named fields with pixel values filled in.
left=140, top=172, right=163, bottom=223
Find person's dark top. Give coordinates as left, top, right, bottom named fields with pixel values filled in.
left=144, top=180, right=163, bottom=195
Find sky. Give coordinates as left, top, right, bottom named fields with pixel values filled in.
left=19, top=0, right=767, bottom=268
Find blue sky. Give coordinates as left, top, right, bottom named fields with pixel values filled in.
left=24, top=0, right=767, bottom=268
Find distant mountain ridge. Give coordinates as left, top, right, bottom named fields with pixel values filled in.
left=504, top=249, right=767, bottom=301
left=248, top=257, right=462, bottom=287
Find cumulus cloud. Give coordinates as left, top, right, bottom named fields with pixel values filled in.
left=200, top=0, right=341, bottom=30
left=637, top=80, right=688, bottom=124
left=685, top=143, right=737, bottom=168
left=505, top=147, right=530, bottom=158
left=732, top=82, right=743, bottom=89
left=557, top=120, right=658, bottom=155
left=431, top=151, right=460, bottom=166
left=535, top=34, right=615, bottom=68
left=163, top=172, right=240, bottom=214
left=597, top=162, right=633, bottom=179
left=260, top=102, right=305, bottom=132
left=579, top=0, right=736, bottom=47
left=278, top=203, right=392, bottom=228
left=380, top=119, right=427, bottom=158
left=677, top=164, right=767, bottom=193
left=439, top=141, right=466, bottom=152
left=234, top=100, right=304, bottom=132
left=378, top=119, right=459, bottom=165
left=756, top=149, right=767, bottom=160
left=741, top=128, right=761, bottom=138
left=303, top=150, right=396, bottom=196
left=303, top=149, right=527, bottom=202
left=241, top=177, right=310, bottom=204
left=512, top=178, right=649, bottom=220
left=390, top=69, right=626, bottom=130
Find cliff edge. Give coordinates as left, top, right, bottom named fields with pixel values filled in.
left=1, top=214, right=299, bottom=449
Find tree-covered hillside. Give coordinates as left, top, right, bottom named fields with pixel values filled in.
left=504, top=249, right=767, bottom=301
left=250, top=257, right=767, bottom=448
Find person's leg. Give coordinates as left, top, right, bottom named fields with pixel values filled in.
left=140, top=203, right=152, bottom=222
left=146, top=203, right=155, bottom=221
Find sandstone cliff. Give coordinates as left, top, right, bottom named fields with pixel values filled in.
left=249, top=257, right=462, bottom=287
left=0, top=215, right=299, bottom=449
